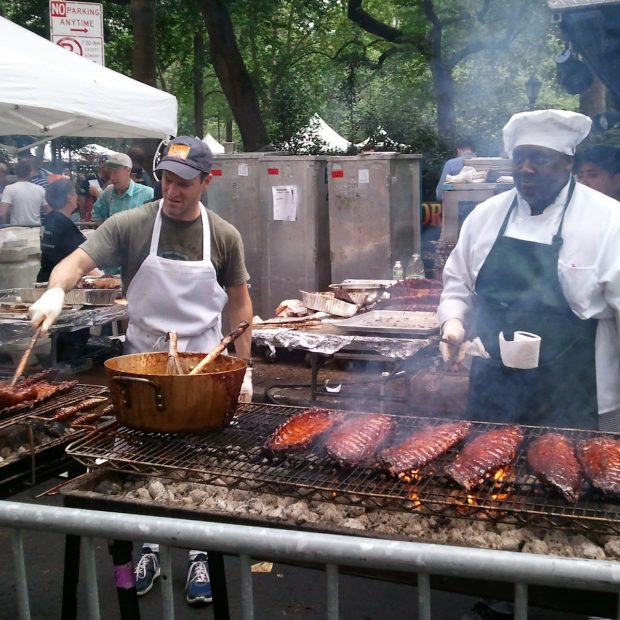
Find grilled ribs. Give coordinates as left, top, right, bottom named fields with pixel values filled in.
left=527, top=433, right=582, bottom=502
left=264, top=408, right=340, bottom=453
left=325, top=413, right=394, bottom=467
left=445, top=425, right=524, bottom=491
left=0, top=379, right=79, bottom=413
left=578, top=437, right=620, bottom=497
left=378, top=421, right=472, bottom=477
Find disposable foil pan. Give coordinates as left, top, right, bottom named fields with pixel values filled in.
left=300, top=291, right=358, bottom=318
left=5, top=288, right=119, bottom=306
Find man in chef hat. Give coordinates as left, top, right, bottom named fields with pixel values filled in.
left=438, top=109, right=620, bottom=434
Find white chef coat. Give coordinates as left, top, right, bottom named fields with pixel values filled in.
left=438, top=179, right=620, bottom=415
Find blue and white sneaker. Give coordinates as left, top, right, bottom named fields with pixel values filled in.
left=134, top=547, right=160, bottom=596
left=185, top=553, right=212, bottom=605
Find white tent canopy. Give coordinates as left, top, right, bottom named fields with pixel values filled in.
left=0, top=17, right=177, bottom=151
left=39, top=142, right=116, bottom=162
left=202, top=133, right=225, bottom=154
left=295, top=114, right=351, bottom=152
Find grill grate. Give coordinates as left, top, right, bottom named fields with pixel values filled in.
left=65, top=403, right=620, bottom=534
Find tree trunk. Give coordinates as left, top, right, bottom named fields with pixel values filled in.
left=196, top=0, right=269, bottom=151
left=194, top=33, right=205, bottom=138
left=129, top=0, right=156, bottom=87
left=431, top=61, right=456, bottom=141
left=580, top=76, right=607, bottom=117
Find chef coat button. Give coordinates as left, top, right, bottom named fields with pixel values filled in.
left=515, top=216, right=524, bottom=224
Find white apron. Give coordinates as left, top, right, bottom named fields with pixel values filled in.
left=124, top=201, right=228, bottom=354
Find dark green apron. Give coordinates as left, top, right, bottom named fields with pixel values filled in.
left=467, top=179, right=598, bottom=430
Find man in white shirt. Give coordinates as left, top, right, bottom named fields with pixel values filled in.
left=0, top=160, right=47, bottom=225
left=438, top=109, right=620, bottom=431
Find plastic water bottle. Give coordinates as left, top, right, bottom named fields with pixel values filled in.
left=405, top=253, right=425, bottom=279
left=392, top=260, right=404, bottom=279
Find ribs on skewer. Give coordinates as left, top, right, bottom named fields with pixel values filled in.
left=325, top=413, right=395, bottom=467
left=577, top=437, right=620, bottom=497
left=378, top=421, right=472, bottom=478
left=264, top=408, right=341, bottom=454
left=445, top=425, right=524, bottom=491
left=50, top=397, right=109, bottom=421
left=527, top=433, right=583, bottom=503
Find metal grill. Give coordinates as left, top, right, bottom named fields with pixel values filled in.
left=66, top=403, right=620, bottom=535
left=0, top=383, right=108, bottom=430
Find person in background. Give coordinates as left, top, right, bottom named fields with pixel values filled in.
left=439, top=109, right=620, bottom=437
left=574, top=144, right=620, bottom=201
left=28, top=136, right=253, bottom=606
left=87, top=156, right=111, bottom=200
left=26, top=156, right=48, bottom=189
left=128, top=145, right=154, bottom=187
left=0, top=162, right=9, bottom=199
left=92, top=152, right=154, bottom=225
left=37, top=179, right=92, bottom=361
left=0, top=160, right=47, bottom=225
left=435, top=137, right=476, bottom=201
left=131, top=163, right=147, bottom=185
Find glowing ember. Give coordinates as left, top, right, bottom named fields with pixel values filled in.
left=408, top=490, right=422, bottom=509
left=493, top=468, right=507, bottom=482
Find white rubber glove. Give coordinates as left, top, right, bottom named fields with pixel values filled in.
left=28, top=287, right=65, bottom=333
left=439, top=318, right=466, bottom=365
left=238, top=366, right=253, bottom=403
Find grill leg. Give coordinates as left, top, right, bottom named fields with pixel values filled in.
left=108, top=540, right=141, bottom=620
left=61, top=534, right=81, bottom=620
left=209, top=551, right=230, bottom=620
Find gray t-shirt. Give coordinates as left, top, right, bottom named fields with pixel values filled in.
left=1, top=181, right=46, bottom=226
left=81, top=201, right=250, bottom=292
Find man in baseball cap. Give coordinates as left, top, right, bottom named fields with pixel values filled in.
left=91, top=150, right=153, bottom=225
left=29, top=135, right=253, bottom=603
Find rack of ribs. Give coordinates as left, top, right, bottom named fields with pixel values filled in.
left=264, top=407, right=341, bottom=454
left=527, top=433, right=582, bottom=502
left=577, top=437, right=620, bottom=497
left=378, top=421, right=472, bottom=478
left=445, top=425, right=524, bottom=491
left=325, top=413, right=394, bottom=467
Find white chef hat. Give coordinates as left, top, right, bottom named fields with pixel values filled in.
left=503, top=109, right=591, bottom=158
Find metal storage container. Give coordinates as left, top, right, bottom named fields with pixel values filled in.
left=207, top=153, right=266, bottom=316
left=327, top=154, right=422, bottom=283
left=439, top=182, right=513, bottom=244
left=258, top=156, right=330, bottom=318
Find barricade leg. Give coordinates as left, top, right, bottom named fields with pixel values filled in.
left=208, top=551, right=230, bottom=620
left=62, top=533, right=81, bottom=620
left=108, top=539, right=141, bottom=620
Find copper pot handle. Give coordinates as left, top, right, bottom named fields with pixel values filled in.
left=112, top=375, right=166, bottom=411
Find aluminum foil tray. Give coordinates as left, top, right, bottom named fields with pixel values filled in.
left=333, top=310, right=439, bottom=335
left=301, top=291, right=358, bottom=318
left=329, top=279, right=396, bottom=292
left=2, top=288, right=119, bottom=306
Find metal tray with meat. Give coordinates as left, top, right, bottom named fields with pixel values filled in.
left=332, top=310, right=440, bottom=335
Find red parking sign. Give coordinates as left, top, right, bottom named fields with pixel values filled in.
left=50, top=1, right=66, bottom=17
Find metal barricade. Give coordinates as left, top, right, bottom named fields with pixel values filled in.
left=0, top=500, right=618, bottom=620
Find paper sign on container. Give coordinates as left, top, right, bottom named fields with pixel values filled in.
left=358, top=169, right=370, bottom=184
left=238, top=163, right=249, bottom=176
left=272, top=185, right=298, bottom=221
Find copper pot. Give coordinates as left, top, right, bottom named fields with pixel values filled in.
left=104, top=352, right=246, bottom=433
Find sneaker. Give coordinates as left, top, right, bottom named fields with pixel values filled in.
left=135, top=547, right=160, bottom=596
left=185, top=553, right=212, bottom=605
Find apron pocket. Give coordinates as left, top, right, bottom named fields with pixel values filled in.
left=558, top=260, right=597, bottom=316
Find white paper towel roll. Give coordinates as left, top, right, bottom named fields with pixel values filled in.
left=498, top=331, right=541, bottom=369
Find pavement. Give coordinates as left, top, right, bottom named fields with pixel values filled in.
left=0, top=347, right=606, bottom=619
